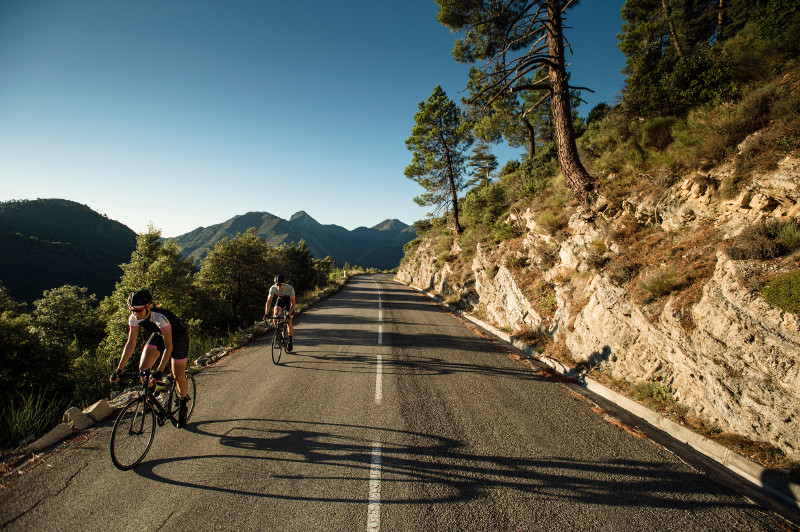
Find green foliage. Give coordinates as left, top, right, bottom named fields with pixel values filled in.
left=534, top=211, right=565, bottom=236
left=405, top=85, right=473, bottom=233
left=586, top=103, right=611, bottom=125
left=0, top=391, right=68, bottom=449
left=99, top=226, right=197, bottom=362
left=460, top=182, right=508, bottom=228
left=761, top=271, right=800, bottom=314
left=640, top=117, right=677, bottom=150
left=632, top=381, right=673, bottom=407
left=754, top=0, right=800, bottom=53
left=32, top=285, right=104, bottom=351
left=198, top=228, right=277, bottom=327
left=0, top=199, right=137, bottom=304
left=500, top=159, right=521, bottom=176
left=639, top=268, right=681, bottom=301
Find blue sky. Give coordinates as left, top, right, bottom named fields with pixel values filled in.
left=0, top=1, right=626, bottom=237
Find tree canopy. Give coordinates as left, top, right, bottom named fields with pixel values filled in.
left=405, top=85, right=474, bottom=234
left=436, top=0, right=595, bottom=204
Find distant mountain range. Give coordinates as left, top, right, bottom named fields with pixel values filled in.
left=0, top=199, right=137, bottom=304
left=0, top=200, right=416, bottom=304
left=169, top=210, right=416, bottom=270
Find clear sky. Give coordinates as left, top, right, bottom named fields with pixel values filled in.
left=0, top=1, right=626, bottom=237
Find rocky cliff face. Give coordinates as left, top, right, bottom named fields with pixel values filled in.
left=397, top=154, right=800, bottom=460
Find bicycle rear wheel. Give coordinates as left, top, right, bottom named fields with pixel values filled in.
left=168, top=372, right=197, bottom=425
left=110, top=397, right=156, bottom=470
left=271, top=325, right=283, bottom=364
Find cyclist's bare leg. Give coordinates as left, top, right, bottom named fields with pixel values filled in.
left=139, top=346, right=160, bottom=388
left=288, top=315, right=294, bottom=336
left=171, top=358, right=189, bottom=398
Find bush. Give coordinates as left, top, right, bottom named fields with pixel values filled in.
left=641, top=117, right=677, bottom=150
left=0, top=391, right=68, bottom=449
left=640, top=268, right=681, bottom=301
left=726, top=219, right=798, bottom=260
left=632, top=381, right=673, bottom=408
left=535, top=211, right=565, bottom=236
left=761, top=271, right=800, bottom=314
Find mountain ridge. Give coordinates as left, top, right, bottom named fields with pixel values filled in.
left=0, top=198, right=138, bottom=304
left=170, top=210, right=416, bottom=270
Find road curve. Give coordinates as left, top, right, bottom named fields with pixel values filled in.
left=0, top=274, right=792, bottom=531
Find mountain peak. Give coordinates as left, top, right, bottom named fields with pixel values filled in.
left=372, top=219, right=408, bottom=232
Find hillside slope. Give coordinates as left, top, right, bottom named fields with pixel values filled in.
left=170, top=210, right=416, bottom=270
left=0, top=199, right=137, bottom=304
left=398, top=140, right=800, bottom=463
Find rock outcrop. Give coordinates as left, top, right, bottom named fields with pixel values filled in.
left=397, top=154, right=800, bottom=460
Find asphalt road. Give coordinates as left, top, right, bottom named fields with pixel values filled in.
left=0, top=274, right=794, bottom=531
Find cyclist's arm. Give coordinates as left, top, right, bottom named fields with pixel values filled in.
left=289, top=296, right=296, bottom=315
left=264, top=295, right=274, bottom=319
left=111, top=327, right=138, bottom=382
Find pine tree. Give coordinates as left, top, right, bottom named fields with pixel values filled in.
left=405, top=86, right=474, bottom=235
left=437, top=0, right=595, bottom=205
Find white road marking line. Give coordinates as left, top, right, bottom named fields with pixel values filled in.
left=366, top=443, right=382, bottom=532
left=368, top=280, right=383, bottom=531
left=375, top=351, right=383, bottom=405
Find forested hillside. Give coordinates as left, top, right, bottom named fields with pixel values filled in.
left=0, top=199, right=137, bottom=304
left=170, top=210, right=416, bottom=270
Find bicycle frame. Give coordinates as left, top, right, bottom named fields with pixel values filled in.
left=131, top=369, right=177, bottom=423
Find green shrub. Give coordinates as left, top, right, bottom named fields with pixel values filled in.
left=640, top=268, right=681, bottom=300
left=535, top=210, right=564, bottom=236
left=778, top=219, right=800, bottom=251
left=761, top=270, right=800, bottom=314
left=632, top=381, right=673, bottom=407
left=641, top=117, right=677, bottom=150
left=0, top=391, right=68, bottom=449
left=726, top=219, right=794, bottom=260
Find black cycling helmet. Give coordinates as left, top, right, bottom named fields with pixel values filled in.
left=274, top=274, right=286, bottom=284
left=127, top=289, right=153, bottom=308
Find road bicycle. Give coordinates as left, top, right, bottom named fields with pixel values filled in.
left=109, top=368, right=196, bottom=470
left=270, top=310, right=291, bottom=364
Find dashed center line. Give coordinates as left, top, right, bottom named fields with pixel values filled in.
left=368, top=280, right=384, bottom=531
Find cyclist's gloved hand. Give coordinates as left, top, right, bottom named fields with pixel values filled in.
left=109, top=369, right=121, bottom=383
left=152, top=370, right=164, bottom=381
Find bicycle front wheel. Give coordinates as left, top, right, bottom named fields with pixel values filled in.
left=168, top=371, right=197, bottom=424
left=110, top=397, right=156, bottom=470
left=271, top=326, right=283, bottom=364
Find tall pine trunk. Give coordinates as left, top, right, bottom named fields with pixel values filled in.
left=546, top=0, right=593, bottom=205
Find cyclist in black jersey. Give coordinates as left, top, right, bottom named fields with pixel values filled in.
left=110, top=289, right=192, bottom=427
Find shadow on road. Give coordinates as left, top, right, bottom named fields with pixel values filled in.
left=131, top=418, right=755, bottom=513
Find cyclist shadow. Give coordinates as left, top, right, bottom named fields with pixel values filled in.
left=132, top=417, right=745, bottom=512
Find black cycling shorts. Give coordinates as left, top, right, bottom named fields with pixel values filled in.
left=275, top=295, right=292, bottom=312
left=146, top=333, right=190, bottom=360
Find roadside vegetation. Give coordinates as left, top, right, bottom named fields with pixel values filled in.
left=0, top=228, right=360, bottom=451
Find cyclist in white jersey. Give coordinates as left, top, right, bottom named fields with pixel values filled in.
left=109, top=289, right=192, bottom=427
left=264, top=273, right=295, bottom=351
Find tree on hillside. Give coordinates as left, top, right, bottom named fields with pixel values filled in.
left=617, top=0, right=751, bottom=117
left=99, top=226, right=196, bottom=358
left=436, top=0, right=595, bottom=205
left=467, top=142, right=499, bottom=187
left=405, top=85, right=474, bottom=235
left=197, top=228, right=276, bottom=326
left=32, top=285, right=103, bottom=352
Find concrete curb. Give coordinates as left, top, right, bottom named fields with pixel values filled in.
left=400, top=280, right=800, bottom=510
